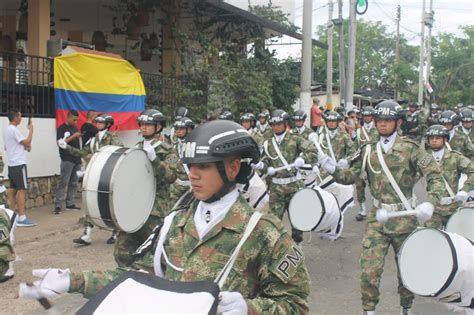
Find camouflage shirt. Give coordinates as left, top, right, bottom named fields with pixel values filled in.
left=136, top=136, right=179, bottom=216
left=290, top=126, right=313, bottom=140
left=318, top=127, right=356, bottom=161
left=333, top=135, right=445, bottom=234
left=402, top=110, right=427, bottom=139
left=69, top=195, right=310, bottom=314
left=448, top=128, right=474, bottom=158
left=65, top=131, right=123, bottom=158
left=256, top=124, right=273, bottom=141
left=356, top=124, right=379, bottom=147
left=248, top=128, right=264, bottom=149
left=0, top=209, right=14, bottom=264
left=428, top=148, right=474, bottom=195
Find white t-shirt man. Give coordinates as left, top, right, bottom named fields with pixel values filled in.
left=3, top=124, right=27, bottom=166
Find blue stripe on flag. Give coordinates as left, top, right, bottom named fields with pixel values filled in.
left=54, top=89, right=145, bottom=113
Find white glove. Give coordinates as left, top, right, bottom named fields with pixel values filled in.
left=252, top=161, right=265, bottom=170
left=143, top=142, right=157, bottom=161
left=308, top=132, right=318, bottom=143
left=57, top=139, right=67, bottom=149
left=319, top=155, right=337, bottom=174
left=454, top=190, right=468, bottom=203
left=294, top=157, right=305, bottom=168
left=415, top=202, right=434, bottom=224
left=267, top=167, right=276, bottom=176
left=63, top=131, right=71, bottom=139
left=337, top=159, right=349, bottom=170
left=217, top=291, right=248, bottom=315
left=312, top=165, right=320, bottom=176
left=19, top=268, right=71, bottom=299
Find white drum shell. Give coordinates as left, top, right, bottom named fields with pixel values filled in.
left=238, top=172, right=268, bottom=211
left=83, top=146, right=156, bottom=233
left=289, top=186, right=343, bottom=238
left=446, top=208, right=474, bottom=242
left=398, top=228, right=474, bottom=308
left=318, top=176, right=354, bottom=213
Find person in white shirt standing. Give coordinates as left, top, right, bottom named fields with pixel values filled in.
left=3, top=108, right=35, bottom=227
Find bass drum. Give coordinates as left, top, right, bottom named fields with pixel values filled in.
left=289, top=186, right=343, bottom=239
left=398, top=227, right=473, bottom=308
left=318, top=176, right=354, bottom=213
left=83, top=145, right=156, bottom=233
left=446, top=207, right=473, bottom=242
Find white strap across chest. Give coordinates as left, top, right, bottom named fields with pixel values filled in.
left=324, top=127, right=336, bottom=160
left=271, top=137, right=291, bottom=171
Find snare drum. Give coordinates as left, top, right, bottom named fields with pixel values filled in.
left=318, top=176, right=354, bottom=213
left=289, top=186, right=343, bottom=238
left=446, top=207, right=473, bottom=242
left=83, top=145, right=156, bottom=233
left=398, top=228, right=473, bottom=308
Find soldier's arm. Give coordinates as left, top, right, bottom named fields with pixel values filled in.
left=413, top=146, right=444, bottom=205
left=345, top=133, right=356, bottom=158
left=457, top=154, right=474, bottom=192
left=247, top=229, right=309, bottom=314
left=110, top=134, right=123, bottom=146
left=332, top=146, right=365, bottom=185
left=65, top=144, right=92, bottom=158
left=463, top=137, right=474, bottom=159
left=153, top=145, right=178, bottom=185
left=299, top=138, right=318, bottom=165
left=69, top=268, right=128, bottom=298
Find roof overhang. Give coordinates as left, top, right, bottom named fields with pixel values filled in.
left=205, top=0, right=328, bottom=50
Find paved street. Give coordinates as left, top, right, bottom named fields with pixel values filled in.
left=0, top=187, right=462, bottom=314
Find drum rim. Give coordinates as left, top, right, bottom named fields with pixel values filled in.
left=398, top=227, right=458, bottom=297
left=108, top=148, right=156, bottom=233
left=289, top=188, right=326, bottom=232
left=446, top=207, right=473, bottom=241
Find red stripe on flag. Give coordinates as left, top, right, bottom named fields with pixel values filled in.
left=55, top=109, right=140, bottom=131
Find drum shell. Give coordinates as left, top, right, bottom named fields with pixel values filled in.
left=82, top=146, right=156, bottom=233
left=398, top=228, right=474, bottom=308
left=318, top=176, right=354, bottom=213
left=446, top=207, right=473, bottom=242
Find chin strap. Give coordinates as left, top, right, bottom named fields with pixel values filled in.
left=204, top=161, right=236, bottom=203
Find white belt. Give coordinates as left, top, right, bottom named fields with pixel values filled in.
left=175, top=178, right=190, bottom=187
left=439, top=196, right=455, bottom=206
left=373, top=198, right=412, bottom=212
left=271, top=174, right=301, bottom=185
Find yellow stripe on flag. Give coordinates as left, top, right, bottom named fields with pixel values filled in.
left=54, top=53, right=145, bottom=96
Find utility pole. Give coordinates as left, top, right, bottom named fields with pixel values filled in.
left=425, top=0, right=434, bottom=108
left=417, top=0, right=426, bottom=106
left=394, top=5, right=401, bottom=101
left=299, top=0, right=313, bottom=118
left=346, top=0, right=357, bottom=110
left=326, top=0, right=334, bottom=108
left=337, top=0, right=345, bottom=109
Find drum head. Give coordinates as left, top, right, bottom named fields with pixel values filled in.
left=110, top=148, right=156, bottom=233
left=446, top=208, right=474, bottom=242
left=399, top=228, right=454, bottom=296
left=288, top=188, right=324, bottom=232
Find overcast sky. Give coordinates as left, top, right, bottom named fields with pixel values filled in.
left=258, top=0, right=474, bottom=58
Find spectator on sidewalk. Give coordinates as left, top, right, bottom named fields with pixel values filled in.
left=54, top=110, right=82, bottom=215
left=81, top=109, right=98, bottom=145
left=3, top=108, right=35, bottom=227
left=311, top=98, right=323, bottom=131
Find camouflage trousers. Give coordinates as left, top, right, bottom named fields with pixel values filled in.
left=360, top=223, right=414, bottom=310
left=114, top=215, right=163, bottom=267
left=355, top=177, right=367, bottom=204
left=269, top=188, right=303, bottom=243
left=0, top=260, right=7, bottom=279
left=424, top=203, right=458, bottom=230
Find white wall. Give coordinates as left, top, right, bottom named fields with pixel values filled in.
left=0, top=117, right=142, bottom=178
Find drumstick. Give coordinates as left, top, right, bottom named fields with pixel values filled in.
left=308, top=133, right=326, bottom=157
left=24, top=282, right=55, bottom=311
left=267, top=158, right=305, bottom=176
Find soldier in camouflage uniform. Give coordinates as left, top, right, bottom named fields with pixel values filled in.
left=290, top=110, right=313, bottom=140
left=318, top=111, right=356, bottom=169
left=240, top=113, right=264, bottom=149
left=319, top=100, right=445, bottom=315
left=427, top=103, right=440, bottom=126
left=0, top=208, right=15, bottom=283
left=355, top=107, right=379, bottom=221
left=257, top=109, right=317, bottom=243
left=256, top=109, right=273, bottom=140
left=439, top=110, right=474, bottom=158
left=459, top=108, right=473, bottom=144
left=423, top=125, right=473, bottom=229
left=20, top=120, right=311, bottom=314
left=169, top=117, right=195, bottom=206
left=114, top=109, right=178, bottom=267
left=58, top=114, right=123, bottom=246
left=401, top=102, right=427, bottom=142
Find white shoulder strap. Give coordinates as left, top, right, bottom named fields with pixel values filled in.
left=376, top=142, right=413, bottom=211
left=361, top=126, right=371, bottom=142
left=441, top=175, right=456, bottom=197
left=152, top=140, right=162, bottom=149
left=214, top=211, right=262, bottom=289
left=271, top=137, right=291, bottom=170
left=324, top=126, right=336, bottom=160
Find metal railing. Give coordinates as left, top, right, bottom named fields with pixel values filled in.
left=0, top=51, right=55, bottom=118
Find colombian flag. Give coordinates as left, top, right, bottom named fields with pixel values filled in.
left=54, top=52, right=145, bottom=130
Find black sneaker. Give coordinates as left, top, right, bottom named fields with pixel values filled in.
left=53, top=207, right=61, bottom=215
left=66, top=204, right=81, bottom=211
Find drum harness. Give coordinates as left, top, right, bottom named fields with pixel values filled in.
left=433, top=158, right=457, bottom=206
left=175, top=141, right=191, bottom=187
left=365, top=142, right=413, bottom=213
left=320, top=126, right=337, bottom=161
left=154, top=198, right=263, bottom=289
left=263, top=137, right=301, bottom=185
